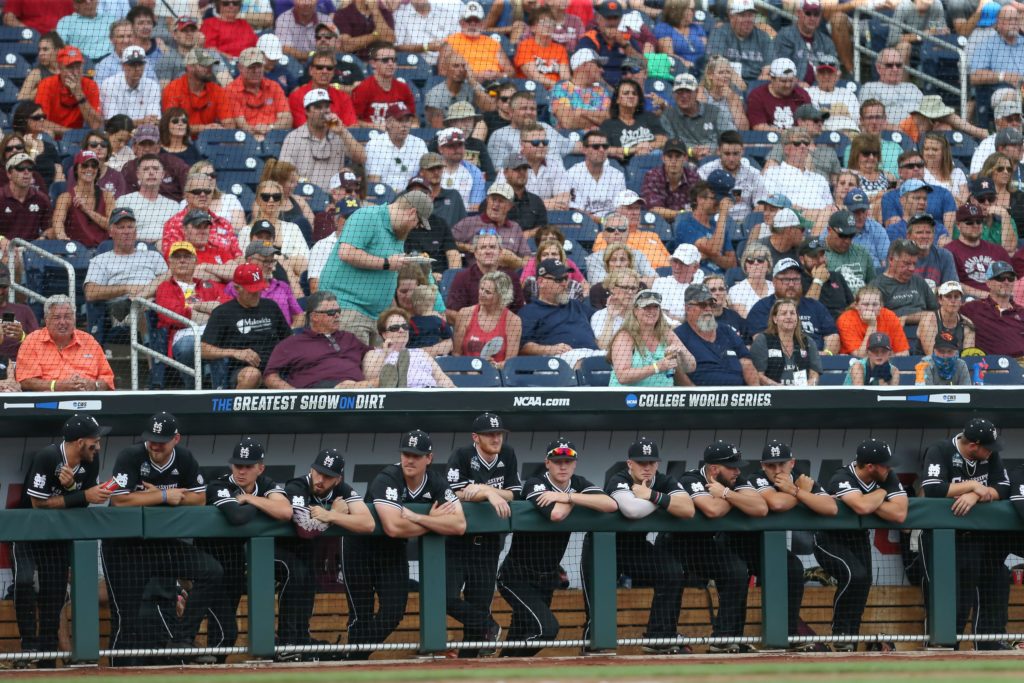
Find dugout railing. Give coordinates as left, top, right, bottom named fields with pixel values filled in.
left=2, top=499, right=1023, bottom=663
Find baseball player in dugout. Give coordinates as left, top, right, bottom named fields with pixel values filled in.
left=445, top=412, right=522, bottom=657
left=281, top=446, right=374, bottom=660
left=751, top=439, right=837, bottom=651
left=498, top=439, right=616, bottom=658
left=343, top=430, right=466, bottom=660
left=198, top=437, right=291, bottom=660
left=15, top=415, right=110, bottom=667
left=582, top=437, right=694, bottom=655
left=670, top=441, right=767, bottom=653
left=103, top=412, right=222, bottom=666
left=814, top=438, right=907, bottom=652
left=918, top=418, right=1012, bottom=650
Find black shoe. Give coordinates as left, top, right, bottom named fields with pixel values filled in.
left=478, top=620, right=502, bottom=657
left=709, top=642, right=758, bottom=654
left=642, top=643, right=682, bottom=655
left=977, top=640, right=1012, bottom=651
left=867, top=640, right=896, bottom=652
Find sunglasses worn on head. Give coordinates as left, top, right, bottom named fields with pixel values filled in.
left=549, top=446, right=577, bottom=459
left=385, top=323, right=411, bottom=332
left=477, top=227, right=497, bottom=236
left=260, top=193, right=283, bottom=202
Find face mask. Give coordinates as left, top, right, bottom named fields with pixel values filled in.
left=932, top=355, right=957, bottom=380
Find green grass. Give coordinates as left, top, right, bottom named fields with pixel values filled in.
left=26, top=658, right=1024, bottom=683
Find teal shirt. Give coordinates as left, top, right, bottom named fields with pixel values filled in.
left=319, top=203, right=402, bottom=320
left=56, top=14, right=118, bottom=60
left=610, top=342, right=673, bottom=387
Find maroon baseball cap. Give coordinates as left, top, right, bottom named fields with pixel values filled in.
left=956, top=203, right=983, bottom=223
left=233, top=263, right=268, bottom=293
left=385, top=102, right=415, bottom=120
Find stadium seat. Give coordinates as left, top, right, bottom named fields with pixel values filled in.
left=891, top=355, right=925, bottom=373
left=196, top=130, right=260, bottom=162
left=395, top=52, right=433, bottom=88
left=297, top=182, right=330, bottom=213
left=815, top=131, right=849, bottom=158
left=655, top=266, right=672, bottom=277
left=58, top=129, right=89, bottom=158
left=626, top=152, right=662, bottom=194
left=217, top=169, right=261, bottom=190
left=365, top=181, right=397, bottom=206
left=501, top=356, right=578, bottom=387
left=348, top=128, right=377, bottom=143
left=260, top=129, right=289, bottom=158
left=739, top=130, right=780, bottom=166
left=21, top=240, right=90, bottom=316
left=435, top=356, right=502, bottom=388
left=0, top=54, right=31, bottom=85
left=639, top=211, right=674, bottom=251
left=0, top=76, right=19, bottom=113
left=820, top=355, right=856, bottom=373
left=817, top=372, right=847, bottom=386
left=220, top=182, right=255, bottom=214
left=48, top=181, right=66, bottom=207
left=0, top=26, right=40, bottom=60
left=547, top=210, right=600, bottom=247
left=409, top=127, right=440, bottom=144
left=577, top=355, right=612, bottom=386
left=879, top=130, right=914, bottom=151
left=965, top=356, right=1023, bottom=385
left=942, top=131, right=976, bottom=168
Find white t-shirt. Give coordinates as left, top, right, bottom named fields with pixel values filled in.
left=651, top=276, right=691, bottom=320
left=365, top=134, right=429, bottom=190
left=441, top=164, right=474, bottom=208
left=308, top=233, right=338, bottom=281
left=394, top=2, right=462, bottom=65
left=238, top=220, right=310, bottom=261
left=84, top=248, right=167, bottom=290
left=566, top=161, right=626, bottom=218
left=117, top=192, right=181, bottom=243
left=761, top=162, right=834, bottom=210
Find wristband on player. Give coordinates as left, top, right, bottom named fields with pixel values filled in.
left=161, top=489, right=167, bottom=504
left=649, top=490, right=662, bottom=506
left=63, top=490, right=86, bottom=508
left=656, top=493, right=672, bottom=510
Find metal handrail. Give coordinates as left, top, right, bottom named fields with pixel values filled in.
left=7, top=238, right=76, bottom=308
left=851, top=6, right=967, bottom=118
left=129, top=297, right=202, bottom=391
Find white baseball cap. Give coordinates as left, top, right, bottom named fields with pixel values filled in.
left=730, top=0, right=756, bottom=13
left=615, top=189, right=645, bottom=207
left=463, top=1, right=485, bottom=19
left=256, top=33, right=283, bottom=61
left=770, top=58, right=797, bottom=78
left=303, top=88, right=331, bottom=109
left=671, top=243, right=700, bottom=265
left=774, top=208, right=801, bottom=228
left=570, top=48, right=603, bottom=72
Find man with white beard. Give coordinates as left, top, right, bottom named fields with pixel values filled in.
left=518, top=258, right=603, bottom=368
left=673, top=284, right=757, bottom=386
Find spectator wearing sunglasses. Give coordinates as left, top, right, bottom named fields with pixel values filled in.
left=961, top=176, right=1019, bottom=254
left=288, top=50, right=358, bottom=128
left=761, top=128, right=833, bottom=222
left=858, top=47, right=923, bottom=128
left=728, top=242, right=773, bottom=320
left=0, top=153, right=52, bottom=242
left=798, top=234, right=854, bottom=320
left=275, top=0, right=334, bottom=62
left=961, top=261, right=1024, bottom=358
left=200, top=0, right=258, bottom=58
left=161, top=175, right=241, bottom=275
left=969, top=98, right=1023, bottom=175
left=880, top=150, right=957, bottom=235
left=768, top=0, right=838, bottom=89
left=51, top=150, right=114, bottom=248
left=946, top=203, right=1010, bottom=298
left=362, top=308, right=455, bottom=388
left=825, top=205, right=877, bottom=296
left=746, top=258, right=840, bottom=354
left=352, top=43, right=417, bottom=129
left=520, top=123, right=572, bottom=212
left=566, top=131, right=626, bottom=221
left=518, top=258, right=602, bottom=369
left=762, top=105, right=841, bottom=182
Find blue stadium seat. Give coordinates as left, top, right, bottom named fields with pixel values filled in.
left=348, top=128, right=376, bottom=143
left=438, top=267, right=463, bottom=299
left=0, top=26, right=40, bottom=60
left=409, top=127, right=440, bottom=144
left=966, top=356, right=1024, bottom=385
left=48, top=181, right=66, bottom=206
left=0, top=53, right=31, bottom=85
left=879, top=130, right=914, bottom=151
left=501, top=356, right=578, bottom=387
left=297, top=182, right=330, bottom=212
left=260, top=129, right=289, bottom=158
left=0, top=76, right=19, bottom=113
left=645, top=77, right=674, bottom=99
left=820, top=355, right=856, bottom=373
left=220, top=182, right=255, bottom=214
left=58, top=129, right=89, bottom=158
left=577, top=355, right=612, bottom=386
left=196, top=130, right=260, bottom=161
left=395, top=51, right=433, bottom=88
left=890, top=355, right=924, bottom=372
left=511, top=78, right=550, bottom=112
left=435, top=356, right=502, bottom=388
left=626, top=152, right=662, bottom=194
left=942, top=131, right=976, bottom=168
left=655, top=266, right=672, bottom=277
left=22, top=240, right=90, bottom=310
left=817, top=372, right=847, bottom=386
left=815, top=130, right=849, bottom=158
left=739, top=130, right=781, bottom=166
left=218, top=169, right=261, bottom=189
left=365, top=182, right=397, bottom=206
left=547, top=210, right=600, bottom=246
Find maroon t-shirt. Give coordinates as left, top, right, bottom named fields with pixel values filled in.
left=264, top=328, right=370, bottom=388
left=961, top=298, right=1024, bottom=357
left=0, top=184, right=52, bottom=241
left=445, top=264, right=525, bottom=313
left=745, top=84, right=812, bottom=129
left=333, top=3, right=395, bottom=60
left=944, top=240, right=1010, bottom=291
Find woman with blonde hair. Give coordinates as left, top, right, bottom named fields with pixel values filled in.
left=750, top=298, right=821, bottom=385
left=589, top=242, right=651, bottom=309
left=921, top=133, right=967, bottom=203
left=453, top=270, right=521, bottom=366
left=239, top=180, right=310, bottom=298
left=609, top=289, right=695, bottom=386
left=728, top=242, right=773, bottom=318
left=699, top=55, right=747, bottom=132
left=592, top=269, right=642, bottom=350
left=979, top=152, right=1018, bottom=214
left=261, top=159, right=315, bottom=246
left=188, top=160, right=246, bottom=229
left=654, top=0, right=707, bottom=70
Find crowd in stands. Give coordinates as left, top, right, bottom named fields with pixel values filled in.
left=2, top=0, right=1024, bottom=390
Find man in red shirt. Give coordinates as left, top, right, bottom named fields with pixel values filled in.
left=162, top=174, right=241, bottom=281
left=288, top=49, right=357, bottom=127
left=35, top=46, right=102, bottom=137
left=351, top=42, right=416, bottom=128
left=746, top=58, right=812, bottom=132
left=227, top=47, right=292, bottom=140
left=200, top=0, right=258, bottom=58
left=2, top=0, right=73, bottom=33
left=162, top=48, right=233, bottom=134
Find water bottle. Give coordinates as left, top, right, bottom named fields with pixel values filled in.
left=972, top=359, right=988, bottom=386
left=914, top=361, right=928, bottom=386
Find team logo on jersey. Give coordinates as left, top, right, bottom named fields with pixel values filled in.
left=386, top=487, right=399, bottom=501
left=444, top=489, right=457, bottom=502
left=927, top=464, right=941, bottom=478
left=292, top=495, right=305, bottom=507
left=690, top=482, right=704, bottom=493
left=756, top=477, right=769, bottom=488
left=533, top=483, right=546, bottom=493
left=447, top=468, right=460, bottom=482
left=114, top=473, right=129, bottom=488
left=197, top=474, right=204, bottom=484
left=423, top=492, right=432, bottom=499
left=838, top=481, right=851, bottom=490
left=28, top=203, right=39, bottom=212
left=217, top=489, right=230, bottom=499
left=140, top=462, right=151, bottom=477
left=1020, top=484, right=1024, bottom=497
left=33, top=473, right=46, bottom=490
left=616, top=482, right=629, bottom=490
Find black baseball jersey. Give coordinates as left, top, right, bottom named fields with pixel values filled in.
left=19, top=443, right=99, bottom=508
left=678, top=465, right=756, bottom=540
left=825, top=463, right=907, bottom=501
left=108, top=443, right=205, bottom=498
left=919, top=437, right=1010, bottom=499
left=501, top=473, right=603, bottom=577
left=207, top=473, right=285, bottom=507
left=750, top=465, right=828, bottom=497
left=363, top=464, right=459, bottom=550
left=445, top=444, right=522, bottom=493
left=606, top=469, right=687, bottom=547
left=285, top=474, right=362, bottom=537
left=1009, top=465, right=1024, bottom=519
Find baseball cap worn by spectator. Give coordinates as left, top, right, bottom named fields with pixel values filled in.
left=993, top=100, right=1023, bottom=121
left=995, top=128, right=1024, bottom=147
left=131, top=124, right=160, bottom=145
left=934, top=331, right=959, bottom=351
left=759, top=194, right=792, bottom=209
left=406, top=176, right=430, bottom=193
left=628, top=437, right=660, bottom=462
left=437, top=127, right=466, bottom=146
left=956, top=203, right=984, bottom=223
left=684, top=283, right=713, bottom=304
left=913, top=96, right=954, bottom=120
left=74, top=149, right=100, bottom=166
left=176, top=16, right=199, bottom=30
left=121, top=45, right=147, bottom=65
left=978, top=1, right=1001, bottom=28
left=142, top=412, right=178, bottom=443
left=63, top=415, right=112, bottom=441
left=908, top=212, right=935, bottom=227
left=706, top=169, right=737, bottom=200
left=257, top=34, right=284, bottom=62
left=621, top=56, right=646, bottom=74
left=169, top=240, right=197, bottom=256
left=538, top=258, right=573, bottom=278
left=546, top=438, right=578, bottom=460
left=445, top=101, right=478, bottom=123
left=337, top=197, right=361, bottom=218
left=730, top=0, right=756, bottom=12
left=770, top=58, right=797, bottom=78
left=828, top=210, right=857, bottom=236
left=671, top=243, right=700, bottom=265
left=663, top=139, right=687, bottom=155
left=673, top=73, right=699, bottom=92
left=899, top=178, right=932, bottom=197
left=230, top=436, right=265, bottom=464
left=420, top=152, right=444, bottom=170
left=472, top=412, right=509, bottom=434
left=246, top=240, right=280, bottom=259
left=705, top=440, right=742, bottom=466
left=986, top=260, right=1015, bottom=280
left=185, top=47, right=219, bottom=67
left=386, top=102, right=415, bottom=120
left=487, top=180, right=515, bottom=201
left=772, top=257, right=801, bottom=277
left=303, top=89, right=331, bottom=109
left=399, top=190, right=434, bottom=228
left=616, top=189, right=645, bottom=207
left=816, top=54, right=839, bottom=73
left=5, top=152, right=34, bottom=171
left=799, top=236, right=826, bottom=255
left=463, top=1, right=486, bottom=20
left=761, top=439, right=792, bottom=463
left=239, top=47, right=264, bottom=69
left=57, top=46, right=85, bottom=67
left=969, top=176, right=997, bottom=200
left=109, top=207, right=135, bottom=226
left=795, top=104, right=829, bottom=122
left=596, top=1, right=625, bottom=18
left=333, top=170, right=361, bottom=190
left=233, top=263, right=268, bottom=293
left=251, top=219, right=275, bottom=239
left=844, top=189, right=870, bottom=212
left=774, top=208, right=801, bottom=229
left=313, top=447, right=345, bottom=476
left=184, top=209, right=212, bottom=227
left=855, top=438, right=892, bottom=466
left=505, top=153, right=530, bottom=170
left=937, top=281, right=964, bottom=296
left=867, top=332, right=891, bottom=351
left=401, top=429, right=433, bottom=456
left=570, top=48, right=604, bottom=72
left=963, top=417, right=1003, bottom=451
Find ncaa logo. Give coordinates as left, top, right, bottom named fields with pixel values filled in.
left=625, top=393, right=638, bottom=408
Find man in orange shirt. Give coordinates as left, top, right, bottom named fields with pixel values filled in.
left=16, top=295, right=115, bottom=391
left=35, top=46, right=102, bottom=137
left=162, top=48, right=233, bottom=134
left=439, top=1, right=512, bottom=82
left=227, top=47, right=293, bottom=140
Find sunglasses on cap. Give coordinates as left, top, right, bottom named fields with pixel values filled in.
left=548, top=446, right=577, bottom=459
left=477, top=227, right=497, bottom=236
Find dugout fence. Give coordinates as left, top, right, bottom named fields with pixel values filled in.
left=2, top=499, right=1024, bottom=664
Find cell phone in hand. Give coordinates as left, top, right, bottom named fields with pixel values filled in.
left=1, top=313, right=14, bottom=323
